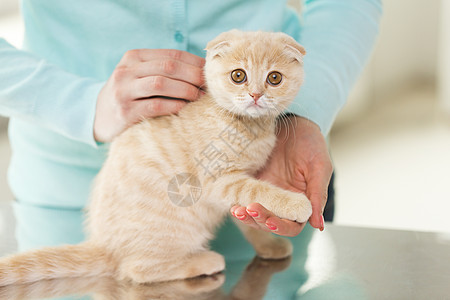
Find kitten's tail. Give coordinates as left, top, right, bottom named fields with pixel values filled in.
left=0, top=243, right=115, bottom=286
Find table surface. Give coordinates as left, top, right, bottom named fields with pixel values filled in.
left=0, top=203, right=449, bottom=300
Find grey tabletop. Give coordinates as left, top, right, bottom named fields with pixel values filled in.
left=0, top=203, right=449, bottom=299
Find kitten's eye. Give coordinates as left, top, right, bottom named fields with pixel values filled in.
left=231, top=69, right=247, bottom=84
left=267, top=71, right=282, bottom=86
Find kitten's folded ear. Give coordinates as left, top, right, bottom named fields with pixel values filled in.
left=205, top=30, right=240, bottom=59
left=282, top=35, right=306, bottom=63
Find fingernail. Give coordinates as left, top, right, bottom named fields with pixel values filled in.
left=266, top=223, right=278, bottom=231
left=320, top=215, right=325, bottom=232
left=246, top=209, right=258, bottom=218
left=235, top=214, right=246, bottom=220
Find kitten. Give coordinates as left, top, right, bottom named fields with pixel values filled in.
left=0, top=30, right=311, bottom=285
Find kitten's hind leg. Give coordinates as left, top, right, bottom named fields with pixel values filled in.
left=122, top=251, right=225, bottom=283
left=234, top=219, right=293, bottom=260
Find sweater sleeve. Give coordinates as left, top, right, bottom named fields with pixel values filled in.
left=286, top=0, right=382, bottom=135
left=0, top=38, right=104, bottom=147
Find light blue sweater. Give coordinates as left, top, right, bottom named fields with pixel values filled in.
left=0, top=0, right=381, bottom=249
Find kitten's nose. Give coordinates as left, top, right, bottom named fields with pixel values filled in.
left=249, top=93, right=262, bottom=103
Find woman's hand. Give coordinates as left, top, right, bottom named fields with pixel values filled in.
left=94, top=49, right=205, bottom=142
left=231, top=115, right=333, bottom=236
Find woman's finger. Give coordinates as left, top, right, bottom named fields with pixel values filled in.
left=139, top=49, right=205, bottom=67
left=245, top=202, right=304, bottom=235
left=133, top=76, right=203, bottom=102
left=245, top=202, right=275, bottom=223
left=306, top=162, right=333, bottom=230
left=232, top=206, right=260, bottom=229
left=134, top=59, right=205, bottom=88
left=126, top=98, right=188, bottom=122
left=265, top=216, right=305, bottom=237
left=120, top=49, right=205, bottom=67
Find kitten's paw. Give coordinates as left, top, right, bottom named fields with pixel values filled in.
left=246, top=256, right=292, bottom=273
left=272, top=191, right=312, bottom=223
left=254, top=236, right=293, bottom=260
left=183, top=273, right=225, bottom=293
left=184, top=251, right=225, bottom=279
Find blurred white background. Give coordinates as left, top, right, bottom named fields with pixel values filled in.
left=330, top=0, right=450, bottom=232
left=0, top=0, right=449, bottom=236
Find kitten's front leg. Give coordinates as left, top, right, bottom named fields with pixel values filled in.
left=211, top=173, right=312, bottom=223
left=233, top=219, right=293, bottom=259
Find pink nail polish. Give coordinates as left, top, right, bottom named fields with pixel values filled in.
left=320, top=215, right=325, bottom=231
left=266, top=223, right=277, bottom=231
left=236, top=214, right=246, bottom=220
left=247, top=210, right=258, bottom=217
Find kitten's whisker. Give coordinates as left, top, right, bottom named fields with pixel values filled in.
left=285, top=113, right=296, bottom=144
left=273, top=105, right=296, bottom=144
left=281, top=114, right=291, bottom=143
left=285, top=102, right=311, bottom=125
left=273, top=107, right=286, bottom=138
left=283, top=110, right=297, bottom=144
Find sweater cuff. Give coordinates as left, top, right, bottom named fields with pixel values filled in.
left=31, top=79, right=104, bottom=148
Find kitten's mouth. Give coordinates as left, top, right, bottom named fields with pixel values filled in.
left=249, top=102, right=263, bottom=108
left=244, top=102, right=270, bottom=117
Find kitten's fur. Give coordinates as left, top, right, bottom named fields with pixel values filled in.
left=0, top=30, right=311, bottom=286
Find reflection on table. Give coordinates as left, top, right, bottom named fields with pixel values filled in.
left=0, top=222, right=449, bottom=299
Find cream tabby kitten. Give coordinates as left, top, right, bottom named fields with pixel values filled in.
left=0, top=30, right=311, bottom=286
